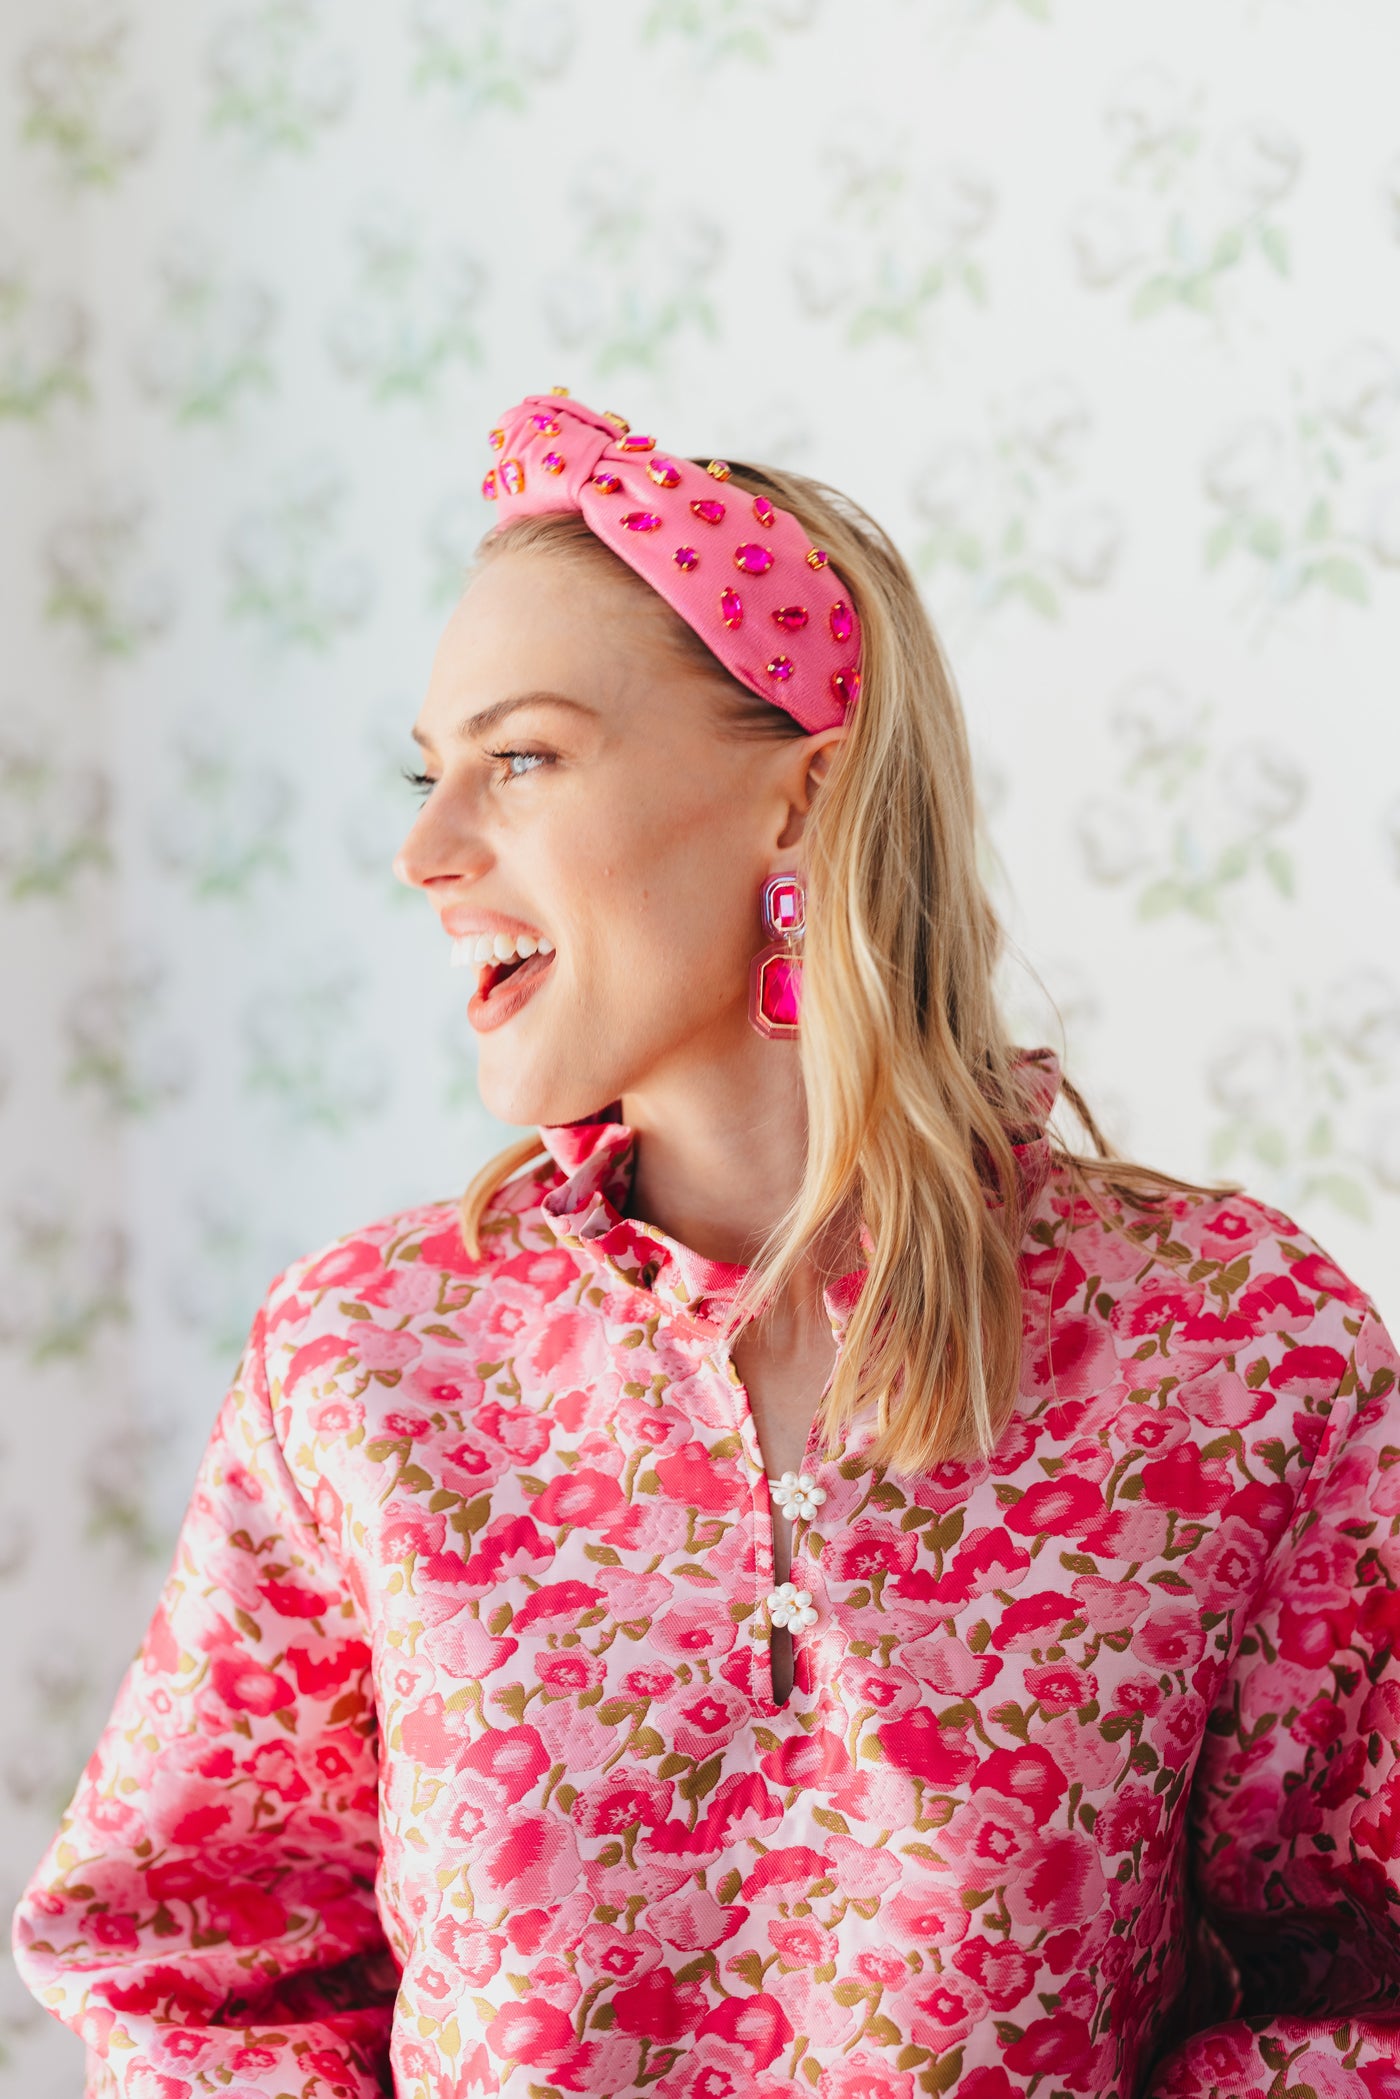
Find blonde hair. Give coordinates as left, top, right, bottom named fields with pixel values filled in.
left=456, top=465, right=1232, bottom=1474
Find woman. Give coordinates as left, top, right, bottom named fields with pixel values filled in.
left=13, top=390, right=1400, bottom=2099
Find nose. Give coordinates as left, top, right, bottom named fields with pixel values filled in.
left=393, top=792, right=491, bottom=893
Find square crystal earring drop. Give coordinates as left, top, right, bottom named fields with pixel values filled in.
left=748, top=872, right=805, bottom=1039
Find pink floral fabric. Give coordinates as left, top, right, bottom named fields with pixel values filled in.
left=14, top=1047, right=1400, bottom=2099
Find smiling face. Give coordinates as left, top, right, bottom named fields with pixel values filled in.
left=396, top=540, right=840, bottom=1129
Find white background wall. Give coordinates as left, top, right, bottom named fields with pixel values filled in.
left=3, top=2, right=1400, bottom=2089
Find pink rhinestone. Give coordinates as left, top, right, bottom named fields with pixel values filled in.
left=762, top=874, right=805, bottom=935
left=622, top=510, right=662, bottom=531
left=806, top=547, right=829, bottom=570
left=481, top=469, right=498, bottom=499
left=691, top=498, right=726, bottom=525
left=720, top=588, right=743, bottom=628
left=766, top=655, right=794, bottom=681
left=488, top=426, right=505, bottom=450
left=618, top=433, right=655, bottom=453
left=772, top=605, right=808, bottom=630
left=530, top=413, right=561, bottom=435
left=707, top=460, right=731, bottom=481
left=753, top=495, right=776, bottom=527
left=831, top=668, right=861, bottom=706
left=829, top=600, right=854, bottom=643
left=500, top=458, right=525, bottom=495
left=591, top=470, right=622, bottom=493
left=734, top=543, right=774, bottom=575
left=674, top=546, right=699, bottom=570
left=647, top=456, right=682, bottom=489
left=756, top=952, right=801, bottom=1031
left=541, top=451, right=566, bottom=475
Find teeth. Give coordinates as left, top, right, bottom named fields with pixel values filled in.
left=451, top=930, right=553, bottom=969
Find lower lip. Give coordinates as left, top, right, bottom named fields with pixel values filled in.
left=467, top=950, right=555, bottom=1033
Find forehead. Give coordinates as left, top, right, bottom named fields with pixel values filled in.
left=417, top=546, right=721, bottom=747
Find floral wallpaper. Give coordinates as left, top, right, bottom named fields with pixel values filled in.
left=3, top=1, right=1399, bottom=2089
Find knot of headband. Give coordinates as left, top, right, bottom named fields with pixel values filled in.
left=480, top=388, right=862, bottom=736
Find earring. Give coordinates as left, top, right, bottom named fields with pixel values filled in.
left=748, top=872, right=804, bottom=1039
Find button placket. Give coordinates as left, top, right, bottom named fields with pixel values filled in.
left=706, top=1339, right=836, bottom=1713
left=764, top=1469, right=826, bottom=1639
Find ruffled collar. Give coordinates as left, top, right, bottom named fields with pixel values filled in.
left=533, top=1046, right=1062, bottom=1338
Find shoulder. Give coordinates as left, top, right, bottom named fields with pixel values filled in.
left=1027, top=1157, right=1390, bottom=1399
left=256, top=1159, right=568, bottom=1373
left=1037, top=1157, right=1372, bottom=1305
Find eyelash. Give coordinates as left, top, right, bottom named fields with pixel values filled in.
left=486, top=746, right=552, bottom=783
left=401, top=748, right=553, bottom=800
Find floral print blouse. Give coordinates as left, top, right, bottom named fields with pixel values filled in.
left=14, top=1048, right=1400, bottom=2099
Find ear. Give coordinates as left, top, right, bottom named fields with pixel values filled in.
left=774, top=724, right=848, bottom=852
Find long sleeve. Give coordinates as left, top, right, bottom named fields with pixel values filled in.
left=1145, top=1299, right=1400, bottom=2095
left=10, top=1284, right=400, bottom=2099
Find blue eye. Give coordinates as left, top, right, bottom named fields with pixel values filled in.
left=486, top=747, right=552, bottom=782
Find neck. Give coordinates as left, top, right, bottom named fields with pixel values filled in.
left=621, top=1029, right=813, bottom=1272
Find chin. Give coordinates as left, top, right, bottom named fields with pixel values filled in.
left=475, top=1048, right=617, bottom=1133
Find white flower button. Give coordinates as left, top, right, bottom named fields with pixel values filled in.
left=768, top=1469, right=827, bottom=1522
left=766, top=1582, right=818, bottom=1631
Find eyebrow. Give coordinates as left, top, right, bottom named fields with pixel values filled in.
left=410, top=690, right=601, bottom=750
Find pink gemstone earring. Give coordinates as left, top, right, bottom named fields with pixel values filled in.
left=748, top=872, right=804, bottom=1039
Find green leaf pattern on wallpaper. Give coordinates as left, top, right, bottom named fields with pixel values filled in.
left=2, top=2, right=1400, bottom=2087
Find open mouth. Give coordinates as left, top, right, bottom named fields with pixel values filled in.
left=474, top=952, right=554, bottom=1015
left=478, top=948, right=552, bottom=1002
left=455, top=933, right=556, bottom=1029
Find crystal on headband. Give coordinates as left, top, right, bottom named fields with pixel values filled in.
left=772, top=605, right=808, bottom=630
left=691, top=499, right=725, bottom=525
left=618, top=433, right=655, bottom=453
left=647, top=457, right=681, bottom=488
left=489, top=427, right=505, bottom=450
left=831, top=668, right=861, bottom=706
left=766, top=656, right=794, bottom=681
left=673, top=546, right=698, bottom=570
left=720, top=588, right=743, bottom=628
left=591, top=470, right=622, bottom=493
left=603, top=411, right=630, bottom=433
left=753, top=496, right=775, bottom=527
left=541, top=452, right=565, bottom=474
left=734, top=543, right=775, bottom=575
left=481, top=470, right=498, bottom=499
left=707, top=460, right=731, bottom=481
left=806, top=547, right=829, bottom=570
left=622, top=510, right=662, bottom=531
left=531, top=414, right=561, bottom=435
left=500, top=458, right=525, bottom=495
left=829, top=600, right=854, bottom=642
left=550, top=384, right=570, bottom=395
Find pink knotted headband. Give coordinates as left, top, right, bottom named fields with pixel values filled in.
left=480, top=389, right=862, bottom=736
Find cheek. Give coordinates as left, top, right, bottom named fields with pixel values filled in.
left=563, top=899, right=754, bottom=1028
left=583, top=845, right=760, bottom=997
left=585, top=788, right=761, bottom=926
